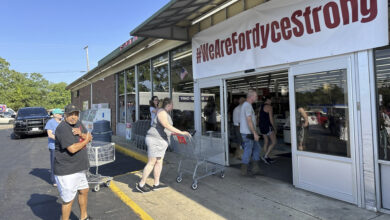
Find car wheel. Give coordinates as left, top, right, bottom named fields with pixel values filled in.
left=12, top=132, right=21, bottom=139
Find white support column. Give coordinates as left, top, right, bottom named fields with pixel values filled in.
left=135, top=65, right=140, bottom=121
left=356, top=50, right=378, bottom=211
left=194, top=80, right=201, bottom=134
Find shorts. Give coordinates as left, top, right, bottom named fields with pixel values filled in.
left=55, top=171, right=89, bottom=203
left=146, top=136, right=168, bottom=158
left=260, top=125, right=274, bottom=136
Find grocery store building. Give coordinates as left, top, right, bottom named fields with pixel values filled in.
left=67, top=0, right=390, bottom=212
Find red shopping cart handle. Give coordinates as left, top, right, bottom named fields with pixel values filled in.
left=172, top=130, right=196, bottom=136
left=173, top=133, right=187, bottom=144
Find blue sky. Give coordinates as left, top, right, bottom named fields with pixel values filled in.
left=0, top=0, right=170, bottom=84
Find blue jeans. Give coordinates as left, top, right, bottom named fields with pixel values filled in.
left=49, top=149, right=55, bottom=184
left=241, top=134, right=261, bottom=165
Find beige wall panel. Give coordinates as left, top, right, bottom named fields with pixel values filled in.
left=200, top=17, right=211, bottom=31
left=189, top=25, right=199, bottom=39
left=246, top=0, right=265, bottom=9
left=227, top=0, right=244, bottom=18
left=212, top=8, right=226, bottom=25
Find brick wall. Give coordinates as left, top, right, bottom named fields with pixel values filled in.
left=71, top=85, right=91, bottom=111
left=70, top=74, right=117, bottom=135
left=91, top=74, right=116, bottom=134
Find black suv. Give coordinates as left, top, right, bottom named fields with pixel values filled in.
left=13, top=107, right=51, bottom=139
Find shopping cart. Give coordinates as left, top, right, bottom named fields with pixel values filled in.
left=86, top=141, right=115, bottom=192
left=172, top=132, right=225, bottom=190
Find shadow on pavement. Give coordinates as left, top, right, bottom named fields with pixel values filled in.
left=230, top=154, right=293, bottom=183
left=27, top=194, right=78, bottom=220
left=29, top=151, right=145, bottom=186
left=29, top=168, right=52, bottom=185
left=89, top=150, right=145, bottom=177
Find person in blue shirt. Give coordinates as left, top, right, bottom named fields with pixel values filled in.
left=45, top=108, right=64, bottom=186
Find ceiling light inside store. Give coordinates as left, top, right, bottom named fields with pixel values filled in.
left=191, top=0, right=239, bottom=25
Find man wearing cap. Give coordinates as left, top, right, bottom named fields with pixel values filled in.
left=45, top=108, right=64, bottom=186
left=54, top=104, right=92, bottom=220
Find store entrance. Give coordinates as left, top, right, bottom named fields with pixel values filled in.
left=225, top=71, right=292, bottom=183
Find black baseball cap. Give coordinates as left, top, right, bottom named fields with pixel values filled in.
left=64, top=104, right=80, bottom=114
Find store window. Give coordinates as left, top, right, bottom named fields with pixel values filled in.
left=171, top=44, right=194, bottom=131
left=138, top=61, right=152, bottom=120
left=126, top=67, right=136, bottom=123
left=118, top=72, right=125, bottom=123
left=294, top=70, right=350, bottom=157
left=201, top=87, right=221, bottom=137
left=152, top=53, right=169, bottom=100
left=375, top=47, right=390, bottom=161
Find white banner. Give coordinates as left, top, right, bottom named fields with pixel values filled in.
left=192, top=0, right=388, bottom=79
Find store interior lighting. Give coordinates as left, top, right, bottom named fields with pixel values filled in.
left=152, top=50, right=192, bottom=68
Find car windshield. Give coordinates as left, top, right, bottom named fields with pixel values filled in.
left=17, top=108, right=47, bottom=118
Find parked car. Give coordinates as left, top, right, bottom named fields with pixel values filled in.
left=13, top=107, right=51, bottom=139
left=0, top=112, right=15, bottom=124
left=315, top=111, right=329, bottom=128
left=306, top=111, right=319, bottom=125
left=6, top=108, right=16, bottom=118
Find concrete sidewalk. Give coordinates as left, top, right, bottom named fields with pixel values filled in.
left=112, top=136, right=390, bottom=220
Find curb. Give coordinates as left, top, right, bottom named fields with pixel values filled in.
left=115, top=144, right=148, bottom=163
left=109, top=181, right=153, bottom=220
left=109, top=144, right=152, bottom=219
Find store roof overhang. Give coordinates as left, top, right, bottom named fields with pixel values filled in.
left=66, top=38, right=154, bottom=91
left=130, top=0, right=216, bottom=41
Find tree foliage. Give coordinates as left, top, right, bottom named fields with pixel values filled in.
left=0, top=57, right=70, bottom=111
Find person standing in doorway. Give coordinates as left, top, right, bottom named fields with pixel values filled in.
left=240, top=90, right=262, bottom=176
left=259, top=96, right=277, bottom=164
left=54, top=104, right=93, bottom=220
left=297, top=107, right=309, bottom=151
left=150, top=96, right=159, bottom=125
left=204, top=96, right=217, bottom=131
left=127, top=101, right=136, bottom=123
left=45, top=108, right=64, bottom=186
left=119, top=100, right=125, bottom=123
left=233, top=97, right=246, bottom=158
left=136, top=98, right=190, bottom=192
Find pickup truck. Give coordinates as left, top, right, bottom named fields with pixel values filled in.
left=13, top=107, right=51, bottom=139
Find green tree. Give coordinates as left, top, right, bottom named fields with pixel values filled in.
left=46, top=82, right=71, bottom=109
left=0, top=57, right=70, bottom=111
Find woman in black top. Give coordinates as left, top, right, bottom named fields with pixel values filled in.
left=259, top=96, right=277, bottom=164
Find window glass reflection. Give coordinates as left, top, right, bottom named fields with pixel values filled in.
left=294, top=70, right=350, bottom=157
left=375, top=47, right=390, bottom=161
left=126, top=68, right=136, bottom=123
left=152, top=53, right=170, bottom=107
left=138, top=61, right=152, bottom=120
left=201, top=87, right=221, bottom=138
left=171, top=44, right=194, bottom=131
left=118, top=72, right=125, bottom=123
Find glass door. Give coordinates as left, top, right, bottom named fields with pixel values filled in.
left=289, top=56, right=357, bottom=204
left=196, top=79, right=227, bottom=165
left=375, top=46, right=390, bottom=210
